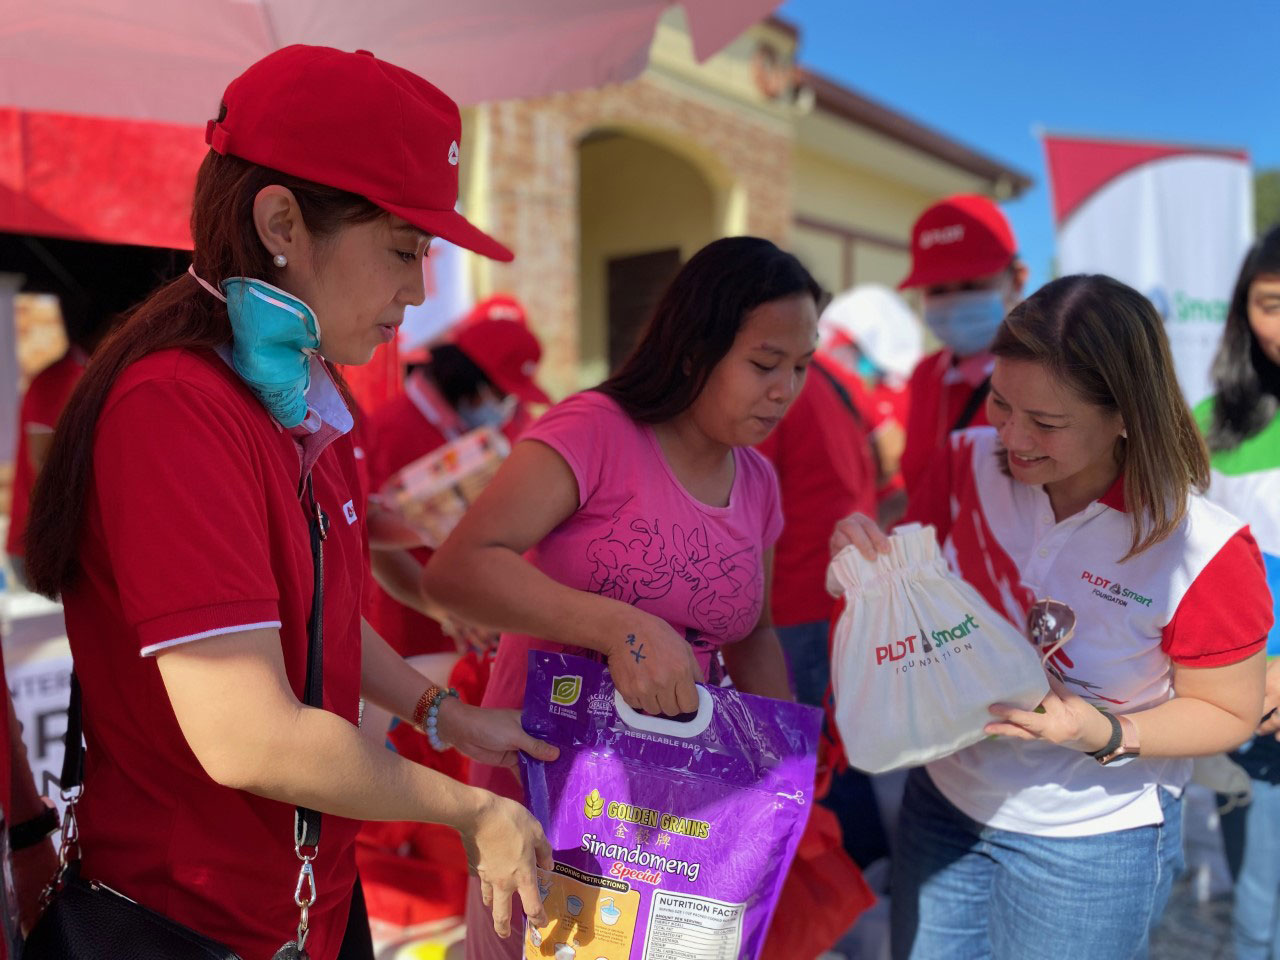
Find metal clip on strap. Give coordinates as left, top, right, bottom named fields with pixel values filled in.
left=290, top=472, right=327, bottom=938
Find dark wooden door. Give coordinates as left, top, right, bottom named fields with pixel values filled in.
left=607, top=248, right=682, bottom=372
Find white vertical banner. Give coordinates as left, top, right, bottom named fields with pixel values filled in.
left=2, top=593, right=73, bottom=815
left=399, top=236, right=474, bottom=352
left=1044, top=135, right=1254, bottom=407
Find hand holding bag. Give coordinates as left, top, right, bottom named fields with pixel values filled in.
left=827, top=523, right=1049, bottom=773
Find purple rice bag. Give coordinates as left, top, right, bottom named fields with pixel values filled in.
left=519, top=651, right=820, bottom=960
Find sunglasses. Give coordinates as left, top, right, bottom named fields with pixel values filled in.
left=1026, top=598, right=1077, bottom=665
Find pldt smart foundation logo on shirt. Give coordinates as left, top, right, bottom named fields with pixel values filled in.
left=876, top=614, right=981, bottom=674
left=1080, top=571, right=1154, bottom=609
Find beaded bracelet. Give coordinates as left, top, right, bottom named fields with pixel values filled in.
left=412, top=685, right=459, bottom=752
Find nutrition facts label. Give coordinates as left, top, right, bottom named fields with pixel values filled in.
left=642, top=891, right=744, bottom=960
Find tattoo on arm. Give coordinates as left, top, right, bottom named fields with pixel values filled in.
left=625, top=634, right=637, bottom=646
left=630, top=643, right=646, bottom=664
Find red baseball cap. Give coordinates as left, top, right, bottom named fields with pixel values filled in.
left=456, top=318, right=550, bottom=405
left=898, top=195, right=1016, bottom=289
left=206, top=44, right=513, bottom=262
left=460, top=294, right=528, bottom=328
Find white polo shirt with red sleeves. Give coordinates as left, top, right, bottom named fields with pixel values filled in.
left=61, top=346, right=365, bottom=960
left=906, top=427, right=1271, bottom=837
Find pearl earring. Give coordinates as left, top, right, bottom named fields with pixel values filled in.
left=273, top=253, right=288, bottom=268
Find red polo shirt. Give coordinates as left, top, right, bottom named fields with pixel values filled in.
left=62, top=347, right=364, bottom=960
left=5, top=350, right=86, bottom=557
left=899, top=348, right=992, bottom=502
left=757, top=357, right=878, bottom=627
left=364, top=382, right=455, bottom=657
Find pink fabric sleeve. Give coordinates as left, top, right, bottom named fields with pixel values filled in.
left=520, top=391, right=624, bottom=506
left=1162, top=527, right=1272, bottom=667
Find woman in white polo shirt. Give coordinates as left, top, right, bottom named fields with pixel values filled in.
left=834, top=274, right=1272, bottom=960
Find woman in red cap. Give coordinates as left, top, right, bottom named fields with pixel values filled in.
left=22, top=45, right=555, bottom=960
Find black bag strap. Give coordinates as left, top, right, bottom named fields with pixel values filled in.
left=294, top=472, right=328, bottom=850
left=58, top=676, right=84, bottom=792
left=811, top=356, right=885, bottom=483
left=811, top=357, right=866, bottom=429
left=950, top=375, right=992, bottom=433
left=61, top=473, right=329, bottom=852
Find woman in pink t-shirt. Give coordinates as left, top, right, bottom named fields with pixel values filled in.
left=424, top=236, right=820, bottom=958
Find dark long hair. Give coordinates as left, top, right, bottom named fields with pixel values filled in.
left=25, top=149, right=384, bottom=598
left=597, top=237, right=822, bottom=423
left=1207, top=224, right=1280, bottom=451
left=993, top=274, right=1208, bottom=560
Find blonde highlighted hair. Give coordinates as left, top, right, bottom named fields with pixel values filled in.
left=992, top=274, right=1209, bottom=560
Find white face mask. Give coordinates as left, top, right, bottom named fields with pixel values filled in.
left=923, top=288, right=1008, bottom=357
left=457, top=394, right=515, bottom=431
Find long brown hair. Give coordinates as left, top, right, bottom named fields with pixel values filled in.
left=25, top=150, right=383, bottom=598
left=992, top=274, right=1209, bottom=561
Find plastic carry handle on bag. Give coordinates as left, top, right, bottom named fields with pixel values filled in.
left=826, top=523, right=1049, bottom=774
left=520, top=652, right=821, bottom=960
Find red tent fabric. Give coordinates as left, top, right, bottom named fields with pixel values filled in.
left=0, top=108, right=204, bottom=247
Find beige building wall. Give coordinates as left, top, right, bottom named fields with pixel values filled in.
left=790, top=108, right=1002, bottom=300
left=465, top=74, right=793, bottom=399
left=578, top=133, right=720, bottom=385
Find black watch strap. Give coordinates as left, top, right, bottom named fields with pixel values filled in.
left=1089, top=711, right=1123, bottom=761
left=9, top=802, right=59, bottom=852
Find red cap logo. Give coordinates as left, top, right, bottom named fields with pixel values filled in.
left=899, top=195, right=1016, bottom=289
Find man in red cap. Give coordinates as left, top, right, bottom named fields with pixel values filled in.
left=364, top=316, right=549, bottom=658
left=897, top=195, right=1027, bottom=500
left=460, top=294, right=527, bottom=329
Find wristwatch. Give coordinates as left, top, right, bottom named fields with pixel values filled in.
left=1092, top=714, right=1141, bottom=766
left=8, top=797, right=59, bottom=852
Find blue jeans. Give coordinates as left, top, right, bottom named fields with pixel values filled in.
left=891, top=767, right=1183, bottom=960
left=777, top=619, right=833, bottom=708
left=1234, top=778, right=1280, bottom=959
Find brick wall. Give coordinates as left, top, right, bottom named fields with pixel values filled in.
left=477, top=76, right=793, bottom=398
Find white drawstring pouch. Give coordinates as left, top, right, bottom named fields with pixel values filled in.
left=827, top=523, right=1049, bottom=773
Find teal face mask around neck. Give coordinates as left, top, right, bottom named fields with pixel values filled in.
left=189, top=267, right=321, bottom=427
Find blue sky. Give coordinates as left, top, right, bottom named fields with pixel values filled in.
left=777, top=0, right=1278, bottom=290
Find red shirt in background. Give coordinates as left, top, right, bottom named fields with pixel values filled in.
left=6, top=350, right=86, bottom=557
left=756, top=357, right=878, bottom=627
left=363, top=372, right=530, bottom=657
left=899, top=348, right=992, bottom=503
